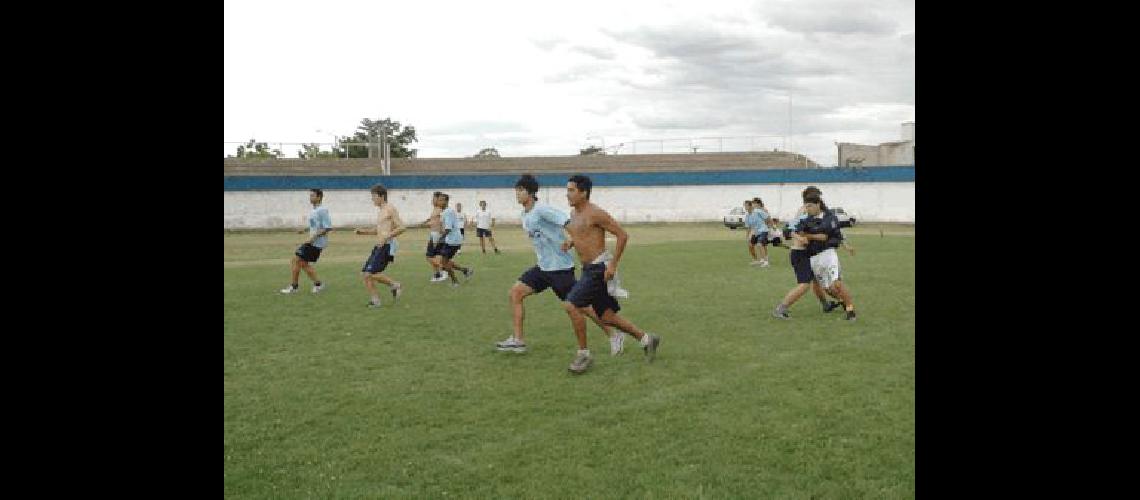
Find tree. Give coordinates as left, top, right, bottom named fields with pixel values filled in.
left=335, top=117, right=419, bottom=159
left=230, top=139, right=282, bottom=159
left=297, top=143, right=338, bottom=159
left=473, top=147, right=500, bottom=158
left=579, top=145, right=605, bottom=156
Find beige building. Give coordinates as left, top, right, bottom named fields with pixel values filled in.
left=837, top=122, right=915, bottom=167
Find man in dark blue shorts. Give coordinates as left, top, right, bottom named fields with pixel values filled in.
left=495, top=175, right=617, bottom=354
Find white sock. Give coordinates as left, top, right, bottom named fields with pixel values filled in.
left=640, top=335, right=652, bottom=346
left=578, top=349, right=590, bottom=356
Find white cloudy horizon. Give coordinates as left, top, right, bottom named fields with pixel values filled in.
left=224, top=0, right=914, bottom=166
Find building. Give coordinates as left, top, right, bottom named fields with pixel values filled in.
left=837, top=122, right=915, bottom=167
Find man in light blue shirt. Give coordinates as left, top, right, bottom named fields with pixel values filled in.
left=495, top=174, right=619, bottom=355
left=750, top=197, right=771, bottom=267
left=281, top=188, right=332, bottom=294
left=742, top=199, right=761, bottom=264
left=436, top=193, right=473, bottom=286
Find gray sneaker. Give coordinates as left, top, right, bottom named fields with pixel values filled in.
left=568, top=352, right=593, bottom=374
left=463, top=268, right=474, bottom=282
left=773, top=306, right=790, bottom=319
left=495, top=336, right=528, bottom=353
left=643, top=334, right=660, bottom=362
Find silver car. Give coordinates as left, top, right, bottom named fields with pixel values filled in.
left=723, top=207, right=746, bottom=229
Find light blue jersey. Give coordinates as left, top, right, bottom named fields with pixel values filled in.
left=522, top=203, right=574, bottom=271
left=442, top=208, right=464, bottom=245
left=752, top=207, right=770, bottom=235
left=309, top=206, right=332, bottom=248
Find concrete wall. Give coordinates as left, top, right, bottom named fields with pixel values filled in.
left=224, top=182, right=915, bottom=229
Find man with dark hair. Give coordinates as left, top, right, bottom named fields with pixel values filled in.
left=437, top=193, right=474, bottom=286
left=496, top=175, right=622, bottom=355
left=750, top=197, right=772, bottom=267
left=420, top=192, right=447, bottom=283
left=353, top=184, right=406, bottom=308
left=473, top=200, right=501, bottom=254
left=281, top=188, right=331, bottom=294
left=560, top=174, right=660, bottom=374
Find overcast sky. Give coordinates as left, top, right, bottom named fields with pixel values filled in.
left=224, top=0, right=913, bottom=166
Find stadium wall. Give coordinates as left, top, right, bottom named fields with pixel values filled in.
left=224, top=167, right=915, bottom=228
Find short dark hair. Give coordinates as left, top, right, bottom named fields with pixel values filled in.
left=515, top=174, right=539, bottom=200
left=568, top=174, right=593, bottom=199
left=432, top=191, right=442, bottom=198
left=310, top=188, right=323, bottom=199
left=439, top=193, right=450, bottom=204
left=370, top=184, right=387, bottom=199
left=802, top=186, right=822, bottom=200
left=752, top=197, right=764, bottom=208
left=803, top=193, right=828, bottom=211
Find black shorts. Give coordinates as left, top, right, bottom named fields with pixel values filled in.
left=790, top=249, right=814, bottom=284
left=477, top=228, right=492, bottom=238
left=749, top=235, right=760, bottom=246
left=439, top=244, right=461, bottom=260
left=518, top=266, right=576, bottom=300
left=566, top=262, right=621, bottom=317
left=425, top=240, right=443, bottom=258
left=295, top=243, right=323, bottom=263
left=769, top=236, right=783, bottom=247
left=757, top=231, right=769, bottom=245
left=362, top=244, right=394, bottom=274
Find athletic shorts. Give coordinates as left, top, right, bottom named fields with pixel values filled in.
left=809, top=248, right=842, bottom=289
left=439, top=244, right=461, bottom=260
left=477, top=228, right=492, bottom=237
left=362, top=244, right=394, bottom=274
left=518, top=266, right=576, bottom=300
left=790, top=249, right=815, bottom=284
left=295, top=243, right=323, bottom=263
left=566, top=262, right=621, bottom=317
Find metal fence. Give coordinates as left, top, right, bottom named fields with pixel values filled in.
left=223, top=135, right=791, bottom=160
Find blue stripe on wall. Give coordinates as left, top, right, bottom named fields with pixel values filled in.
left=224, top=166, right=914, bottom=191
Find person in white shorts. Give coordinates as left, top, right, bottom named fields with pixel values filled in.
left=798, top=193, right=857, bottom=321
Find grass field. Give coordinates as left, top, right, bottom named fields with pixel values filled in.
left=224, top=222, right=915, bottom=498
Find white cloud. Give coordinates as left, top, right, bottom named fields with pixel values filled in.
left=225, top=0, right=914, bottom=165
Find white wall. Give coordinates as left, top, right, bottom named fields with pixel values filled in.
left=224, top=182, right=915, bottom=229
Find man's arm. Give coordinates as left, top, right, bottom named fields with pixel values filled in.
left=595, top=211, right=628, bottom=280
left=389, top=210, right=407, bottom=239
left=306, top=227, right=331, bottom=244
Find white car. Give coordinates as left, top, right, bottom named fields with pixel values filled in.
left=832, top=207, right=856, bottom=227
left=723, top=207, right=746, bottom=229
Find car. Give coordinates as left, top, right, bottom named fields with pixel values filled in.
left=724, top=207, right=746, bottom=229
left=832, top=207, right=856, bottom=228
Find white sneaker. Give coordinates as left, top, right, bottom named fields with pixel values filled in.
left=750, top=260, right=763, bottom=266
left=759, top=260, right=770, bottom=268
left=610, top=332, right=625, bottom=356
left=495, top=336, right=528, bottom=353
left=390, top=283, right=402, bottom=300
left=280, top=285, right=298, bottom=294
left=311, top=283, right=325, bottom=294
left=430, top=274, right=448, bottom=283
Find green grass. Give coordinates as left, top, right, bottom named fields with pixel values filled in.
left=224, top=222, right=915, bottom=498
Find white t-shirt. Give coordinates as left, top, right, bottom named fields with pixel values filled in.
left=475, top=208, right=492, bottom=229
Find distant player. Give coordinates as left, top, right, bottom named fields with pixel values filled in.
left=280, top=188, right=331, bottom=294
